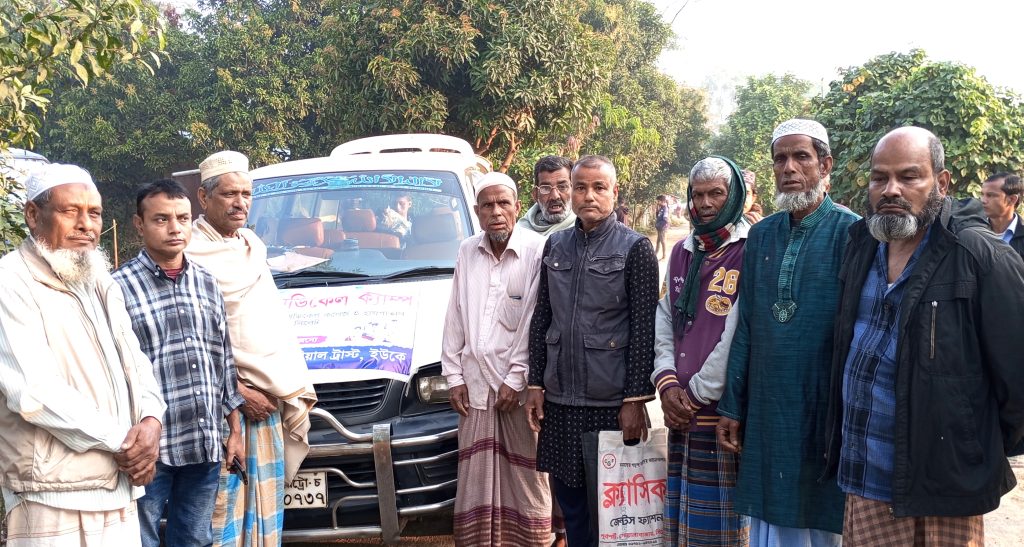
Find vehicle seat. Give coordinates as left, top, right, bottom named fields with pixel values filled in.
left=342, top=209, right=400, bottom=249
left=277, top=217, right=334, bottom=259
left=403, top=212, right=461, bottom=260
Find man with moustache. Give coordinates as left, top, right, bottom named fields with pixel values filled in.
left=824, top=127, right=1024, bottom=545
left=0, top=164, right=166, bottom=546
left=517, top=156, right=576, bottom=236
left=113, top=180, right=245, bottom=547
left=525, top=155, right=659, bottom=546
left=442, top=172, right=551, bottom=545
left=717, top=119, right=858, bottom=546
left=652, top=157, right=751, bottom=545
left=980, top=172, right=1024, bottom=258
left=186, top=151, right=317, bottom=546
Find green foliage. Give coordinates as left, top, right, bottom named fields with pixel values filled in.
left=812, top=50, right=1024, bottom=211
left=712, top=74, right=812, bottom=212
left=0, top=0, right=164, bottom=253
left=317, top=0, right=612, bottom=172
left=576, top=0, right=710, bottom=211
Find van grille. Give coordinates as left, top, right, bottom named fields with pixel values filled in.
left=313, top=380, right=389, bottom=416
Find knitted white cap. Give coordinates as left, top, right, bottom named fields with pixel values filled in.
left=474, top=171, right=518, bottom=199
left=199, top=150, right=249, bottom=183
left=771, top=119, right=829, bottom=147
left=24, top=163, right=96, bottom=201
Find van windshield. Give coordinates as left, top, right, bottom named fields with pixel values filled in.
left=248, top=170, right=473, bottom=277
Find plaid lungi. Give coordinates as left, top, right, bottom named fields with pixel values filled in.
left=212, top=411, right=286, bottom=547
left=453, top=394, right=552, bottom=546
left=843, top=493, right=984, bottom=546
left=663, top=429, right=749, bottom=546
left=5, top=501, right=141, bottom=547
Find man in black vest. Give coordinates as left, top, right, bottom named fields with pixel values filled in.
left=525, top=155, right=659, bottom=547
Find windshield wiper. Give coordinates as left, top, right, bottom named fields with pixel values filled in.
left=381, top=266, right=454, bottom=280
left=273, top=270, right=372, bottom=288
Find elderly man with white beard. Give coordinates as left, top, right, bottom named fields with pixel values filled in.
left=824, top=127, right=1024, bottom=545
left=716, top=119, right=859, bottom=546
left=0, top=164, right=166, bottom=546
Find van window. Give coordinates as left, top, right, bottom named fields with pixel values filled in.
left=249, top=170, right=472, bottom=276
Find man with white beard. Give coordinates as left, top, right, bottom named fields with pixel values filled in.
left=716, top=119, right=858, bottom=546
left=824, top=127, right=1024, bottom=545
left=0, top=164, right=166, bottom=546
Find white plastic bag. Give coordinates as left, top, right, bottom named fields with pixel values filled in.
left=595, top=428, right=669, bottom=546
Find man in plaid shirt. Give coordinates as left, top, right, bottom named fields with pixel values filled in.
left=113, top=179, right=245, bottom=547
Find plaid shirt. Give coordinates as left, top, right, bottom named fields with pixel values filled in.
left=838, top=233, right=928, bottom=502
left=113, top=250, right=245, bottom=466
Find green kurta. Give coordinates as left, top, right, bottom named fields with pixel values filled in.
left=718, top=196, right=859, bottom=534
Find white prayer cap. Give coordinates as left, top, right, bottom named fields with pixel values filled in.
left=474, top=171, right=518, bottom=199
left=199, top=150, right=249, bottom=183
left=771, top=119, right=829, bottom=148
left=24, top=163, right=96, bottom=201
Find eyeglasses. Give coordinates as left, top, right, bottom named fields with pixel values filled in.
left=536, top=183, right=571, bottom=195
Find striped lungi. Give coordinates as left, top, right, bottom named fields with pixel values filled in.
left=843, top=493, right=983, bottom=546
left=5, top=500, right=141, bottom=547
left=663, top=429, right=749, bottom=546
left=453, top=394, right=552, bottom=546
left=212, top=411, right=286, bottom=547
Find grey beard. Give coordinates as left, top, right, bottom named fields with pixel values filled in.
left=33, top=238, right=111, bottom=287
left=540, top=201, right=568, bottom=224
left=774, top=178, right=827, bottom=213
left=487, top=230, right=510, bottom=243
left=867, top=188, right=944, bottom=242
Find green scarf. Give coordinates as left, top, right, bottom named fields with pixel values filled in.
left=674, top=156, right=746, bottom=327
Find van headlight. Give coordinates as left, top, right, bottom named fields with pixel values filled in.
left=416, top=375, right=450, bottom=404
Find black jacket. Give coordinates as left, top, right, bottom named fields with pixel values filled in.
left=1008, top=214, right=1024, bottom=260
left=824, top=198, right=1024, bottom=517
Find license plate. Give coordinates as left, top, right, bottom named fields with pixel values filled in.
left=284, top=471, right=327, bottom=509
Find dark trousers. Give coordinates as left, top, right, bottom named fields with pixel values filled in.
left=551, top=475, right=596, bottom=547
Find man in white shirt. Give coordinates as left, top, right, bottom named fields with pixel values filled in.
left=0, top=164, right=166, bottom=546
left=441, top=172, right=551, bottom=546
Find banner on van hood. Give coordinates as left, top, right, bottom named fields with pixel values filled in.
left=282, top=284, right=418, bottom=379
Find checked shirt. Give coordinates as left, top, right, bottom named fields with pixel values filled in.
left=113, top=250, right=245, bottom=466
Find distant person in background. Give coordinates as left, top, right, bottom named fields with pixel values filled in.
left=980, top=172, right=1024, bottom=258
left=518, top=155, right=576, bottom=237
left=655, top=195, right=670, bottom=258
left=381, top=193, right=414, bottom=239
left=742, top=170, right=764, bottom=224
left=615, top=203, right=632, bottom=227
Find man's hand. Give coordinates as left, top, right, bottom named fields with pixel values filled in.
left=619, top=401, right=648, bottom=444
left=494, top=384, right=519, bottom=413
left=115, top=416, right=161, bottom=486
left=524, top=389, right=545, bottom=433
left=238, top=382, right=279, bottom=422
left=449, top=384, right=470, bottom=417
left=225, top=409, right=245, bottom=474
left=717, top=417, right=743, bottom=454
left=661, top=386, right=695, bottom=432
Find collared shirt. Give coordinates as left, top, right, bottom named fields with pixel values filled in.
left=441, top=227, right=545, bottom=410
left=113, top=250, right=244, bottom=466
left=838, top=232, right=930, bottom=502
left=999, top=214, right=1019, bottom=243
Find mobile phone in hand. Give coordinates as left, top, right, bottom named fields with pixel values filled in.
left=230, top=455, right=249, bottom=485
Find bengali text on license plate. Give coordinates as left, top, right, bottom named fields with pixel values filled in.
left=284, top=471, right=327, bottom=509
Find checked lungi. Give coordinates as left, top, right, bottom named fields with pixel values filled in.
left=453, top=393, right=552, bottom=546
left=211, top=412, right=286, bottom=547
left=663, top=429, right=749, bottom=546
left=843, top=493, right=983, bottom=547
